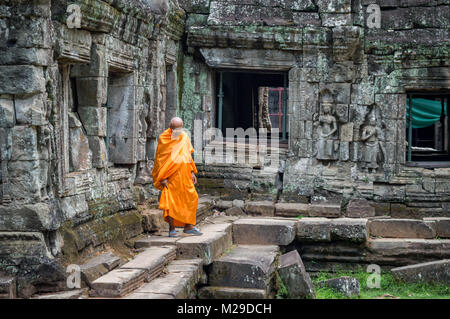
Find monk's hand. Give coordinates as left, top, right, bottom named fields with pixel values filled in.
left=191, top=172, right=197, bottom=185
left=161, top=178, right=168, bottom=188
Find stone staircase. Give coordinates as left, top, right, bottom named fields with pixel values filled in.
left=25, top=198, right=450, bottom=299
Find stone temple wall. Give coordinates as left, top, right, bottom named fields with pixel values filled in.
left=0, top=0, right=185, bottom=296
left=180, top=0, right=450, bottom=215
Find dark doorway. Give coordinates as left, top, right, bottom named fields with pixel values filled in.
left=215, top=70, right=288, bottom=143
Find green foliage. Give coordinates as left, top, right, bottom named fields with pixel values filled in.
left=276, top=273, right=289, bottom=299
left=312, top=267, right=450, bottom=299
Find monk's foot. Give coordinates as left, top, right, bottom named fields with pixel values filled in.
left=168, top=229, right=179, bottom=237
left=183, top=226, right=202, bottom=236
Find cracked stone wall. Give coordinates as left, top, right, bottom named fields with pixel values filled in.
left=180, top=0, right=450, bottom=212
left=0, top=0, right=185, bottom=297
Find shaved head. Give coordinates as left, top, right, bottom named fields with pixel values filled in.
left=169, top=117, right=183, bottom=129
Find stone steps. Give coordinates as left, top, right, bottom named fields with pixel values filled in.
left=124, top=259, right=204, bottom=299
left=175, top=222, right=232, bottom=265
left=90, top=246, right=176, bottom=297
left=205, top=245, right=280, bottom=298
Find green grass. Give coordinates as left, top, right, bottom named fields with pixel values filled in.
left=276, top=273, right=289, bottom=299
left=312, top=267, right=450, bottom=299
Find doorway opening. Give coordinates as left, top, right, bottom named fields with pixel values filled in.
left=214, top=70, right=289, bottom=147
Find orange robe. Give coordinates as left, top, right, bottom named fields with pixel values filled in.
left=152, top=128, right=198, bottom=227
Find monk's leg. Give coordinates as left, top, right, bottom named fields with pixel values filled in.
left=184, top=224, right=194, bottom=231
left=167, top=216, right=175, bottom=231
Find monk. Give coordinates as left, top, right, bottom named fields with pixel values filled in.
left=152, top=117, right=202, bottom=237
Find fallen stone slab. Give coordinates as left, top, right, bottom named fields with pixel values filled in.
left=121, top=246, right=176, bottom=282
left=297, top=218, right=367, bottom=243
left=176, top=230, right=231, bottom=265
left=244, top=201, right=275, bottom=216
left=233, top=218, right=296, bottom=245
left=423, top=218, right=450, bottom=238
left=208, top=245, right=279, bottom=290
left=0, top=276, right=16, bottom=299
left=368, top=219, right=436, bottom=239
left=91, top=268, right=146, bottom=297
left=80, top=252, right=123, bottom=288
left=345, top=199, right=376, bottom=218
left=278, top=250, right=315, bottom=299
left=391, top=260, right=450, bottom=285
left=317, top=277, right=360, bottom=297
left=275, top=202, right=310, bottom=217
left=33, top=289, right=86, bottom=299
left=134, top=236, right=179, bottom=249
left=198, top=286, right=268, bottom=299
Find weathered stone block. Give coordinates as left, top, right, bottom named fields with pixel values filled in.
left=176, top=230, right=231, bottom=265
left=346, top=199, right=376, bottom=218
left=278, top=250, right=315, bottom=299
left=14, top=93, right=47, bottom=125
left=366, top=239, right=450, bottom=261
left=275, top=203, right=309, bottom=217
left=209, top=245, right=279, bottom=290
left=121, top=246, right=176, bottom=282
left=0, top=203, right=63, bottom=231
left=322, top=13, right=352, bottom=27
left=0, top=96, right=15, bottom=128
left=87, top=136, right=107, bottom=168
left=91, top=268, right=146, bottom=297
left=297, top=218, right=368, bottom=242
left=10, top=125, right=38, bottom=161
left=317, top=276, right=360, bottom=297
left=225, top=206, right=245, bottom=216
left=309, top=203, right=341, bottom=218
left=0, top=66, right=45, bottom=95
left=60, top=194, right=89, bottom=225
left=232, top=218, right=296, bottom=245
left=424, top=218, right=450, bottom=238
left=69, top=124, right=92, bottom=171
left=317, top=0, right=351, bottom=13
left=78, top=107, right=107, bottom=136
left=244, top=201, right=275, bottom=216
left=391, top=260, right=450, bottom=285
left=76, top=77, right=107, bottom=107
left=368, top=219, right=436, bottom=239
left=126, top=272, right=188, bottom=299
left=141, top=208, right=168, bottom=233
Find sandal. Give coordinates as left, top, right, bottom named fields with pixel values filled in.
left=169, top=229, right=179, bottom=237
left=183, top=227, right=202, bottom=236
